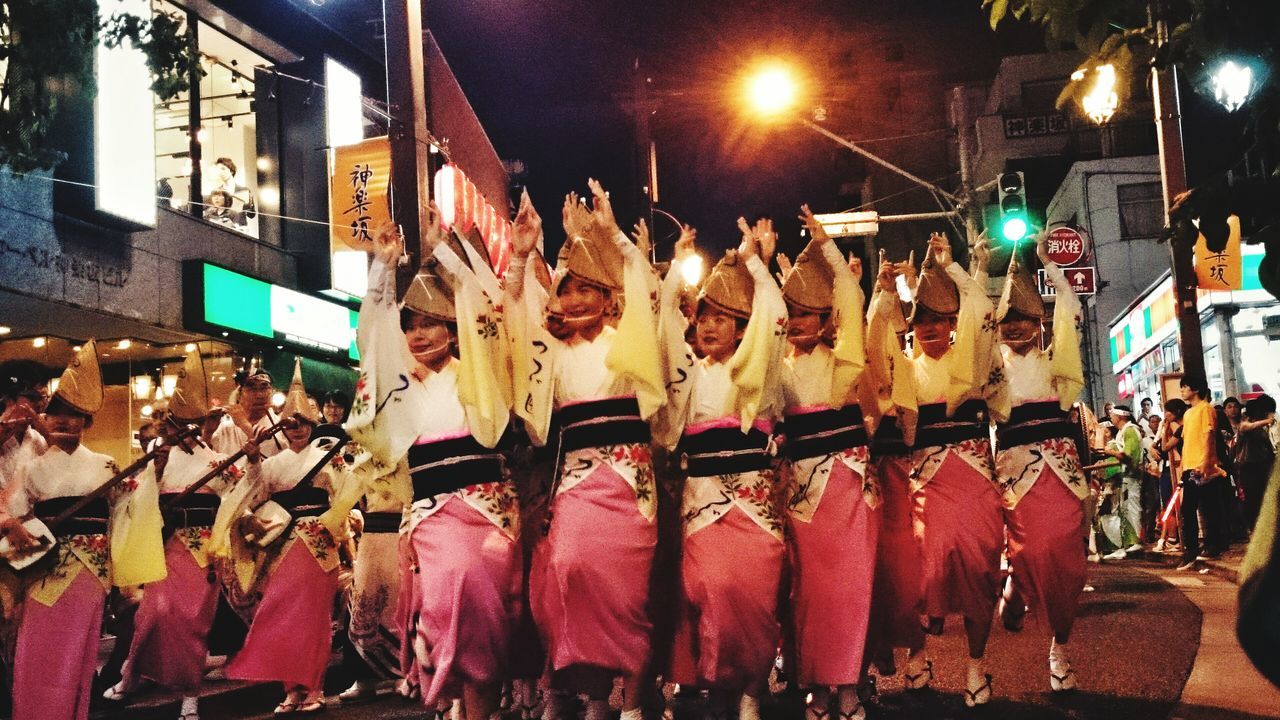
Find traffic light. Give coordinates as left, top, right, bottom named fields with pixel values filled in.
left=997, top=171, right=1028, bottom=243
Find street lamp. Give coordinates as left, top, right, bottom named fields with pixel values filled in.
left=744, top=61, right=800, bottom=118
left=1210, top=59, right=1255, bottom=112
left=1073, top=64, right=1118, bottom=125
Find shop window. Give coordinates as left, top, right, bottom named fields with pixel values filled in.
left=1117, top=181, right=1163, bottom=239
left=154, top=1, right=272, bottom=239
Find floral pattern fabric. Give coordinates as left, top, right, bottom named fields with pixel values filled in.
left=557, top=443, right=656, bottom=522
left=995, top=436, right=1089, bottom=509
left=683, top=468, right=784, bottom=540
left=909, top=437, right=997, bottom=495
left=785, top=445, right=877, bottom=523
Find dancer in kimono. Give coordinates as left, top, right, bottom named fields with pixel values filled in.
left=868, top=234, right=1008, bottom=707
left=863, top=253, right=925, bottom=685
left=219, top=362, right=349, bottom=714
left=1, top=341, right=165, bottom=720
left=779, top=207, right=877, bottom=720
left=661, top=218, right=789, bottom=720
left=506, top=181, right=666, bottom=720
left=992, top=234, right=1088, bottom=692
left=347, top=209, right=519, bottom=720
left=106, top=350, right=248, bottom=720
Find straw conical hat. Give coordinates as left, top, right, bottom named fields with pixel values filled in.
left=698, top=250, right=755, bottom=320
left=54, top=339, right=103, bottom=415
left=909, top=256, right=959, bottom=322
left=563, top=226, right=624, bottom=292
left=997, top=251, right=1045, bottom=322
left=167, top=349, right=211, bottom=422
left=280, top=358, right=320, bottom=423
left=781, top=242, right=834, bottom=313
left=402, top=261, right=456, bottom=324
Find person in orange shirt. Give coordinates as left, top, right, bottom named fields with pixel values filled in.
left=1176, top=374, right=1227, bottom=570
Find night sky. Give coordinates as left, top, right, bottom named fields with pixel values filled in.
left=306, top=0, right=1046, bottom=259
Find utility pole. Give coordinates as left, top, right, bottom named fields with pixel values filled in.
left=1151, top=0, right=1206, bottom=381
left=950, top=86, right=983, bottom=252
left=385, top=0, right=433, bottom=294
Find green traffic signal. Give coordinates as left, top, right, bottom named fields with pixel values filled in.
left=1001, top=217, right=1028, bottom=242
left=997, top=171, right=1028, bottom=244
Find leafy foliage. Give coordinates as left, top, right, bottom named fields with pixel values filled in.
left=0, top=0, right=200, bottom=172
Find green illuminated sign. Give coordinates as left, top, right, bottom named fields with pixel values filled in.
left=185, top=262, right=359, bottom=362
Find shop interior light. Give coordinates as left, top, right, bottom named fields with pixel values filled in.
left=72, top=345, right=82, bottom=352
left=116, top=339, right=132, bottom=350
left=256, top=157, right=271, bottom=172
left=140, top=404, right=154, bottom=418
left=32, top=337, right=46, bottom=348
left=132, top=375, right=153, bottom=400
left=259, top=186, right=280, bottom=207
left=184, top=342, right=198, bottom=352
left=49, top=379, right=59, bottom=393
left=271, top=391, right=286, bottom=407
left=0, top=326, right=10, bottom=335
left=161, top=374, right=178, bottom=398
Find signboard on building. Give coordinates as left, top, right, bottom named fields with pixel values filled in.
left=184, top=261, right=359, bottom=363
left=327, top=136, right=393, bottom=299
left=1037, top=266, right=1097, bottom=297
left=1045, top=227, right=1086, bottom=266
left=1003, top=112, right=1070, bottom=139
left=815, top=211, right=879, bottom=238
left=1194, top=214, right=1243, bottom=290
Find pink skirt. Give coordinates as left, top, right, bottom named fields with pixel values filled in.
left=13, top=565, right=105, bottom=720
left=789, top=460, right=880, bottom=686
left=1003, top=465, right=1087, bottom=636
left=227, top=539, right=338, bottom=690
left=126, top=535, right=220, bottom=691
left=868, top=455, right=924, bottom=653
left=671, top=506, right=785, bottom=691
left=530, top=465, right=655, bottom=678
left=399, top=497, right=521, bottom=705
left=914, top=451, right=1003, bottom=624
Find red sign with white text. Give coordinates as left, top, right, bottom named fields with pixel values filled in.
left=1046, top=227, right=1086, bottom=266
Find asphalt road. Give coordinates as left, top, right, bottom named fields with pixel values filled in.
left=99, top=563, right=1227, bottom=720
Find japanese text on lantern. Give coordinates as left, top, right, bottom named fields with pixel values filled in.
left=329, top=136, right=393, bottom=250
left=1193, top=214, right=1243, bottom=291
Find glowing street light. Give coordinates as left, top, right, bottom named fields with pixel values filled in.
left=1074, top=64, right=1118, bottom=125
left=745, top=63, right=799, bottom=118
left=679, top=253, right=705, bottom=287
left=1211, top=60, right=1255, bottom=112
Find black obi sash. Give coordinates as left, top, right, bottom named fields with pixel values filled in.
left=556, top=397, right=650, bottom=453
left=996, top=401, right=1073, bottom=450
left=407, top=434, right=505, bottom=501
left=781, top=405, right=868, bottom=461
left=915, top=399, right=990, bottom=448
left=679, top=426, right=773, bottom=478
left=33, top=496, right=108, bottom=537
left=161, top=492, right=220, bottom=529
left=270, top=483, right=329, bottom=519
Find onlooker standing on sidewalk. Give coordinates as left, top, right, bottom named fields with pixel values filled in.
left=1235, top=395, right=1277, bottom=532
left=1142, top=414, right=1164, bottom=543
left=1139, top=397, right=1158, bottom=425
left=1154, top=399, right=1188, bottom=553
left=1178, top=375, right=1228, bottom=570
left=1101, top=406, right=1144, bottom=558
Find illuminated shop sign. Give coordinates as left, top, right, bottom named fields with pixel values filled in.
left=184, top=262, right=359, bottom=362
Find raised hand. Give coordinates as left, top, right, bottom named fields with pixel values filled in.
left=1035, top=230, right=1051, bottom=265
left=776, top=253, right=794, bottom=279
left=849, top=254, right=863, bottom=281
left=674, top=224, right=697, bottom=261
left=513, top=189, right=542, bottom=256
left=633, top=219, right=652, bottom=258
left=876, top=249, right=897, bottom=293
left=562, top=192, right=590, bottom=240
left=754, top=218, right=777, bottom=263
left=737, top=216, right=759, bottom=259
left=423, top=202, right=446, bottom=253
left=971, top=235, right=990, bottom=271
left=928, top=232, right=952, bottom=268
left=799, top=204, right=831, bottom=245
left=587, top=178, right=618, bottom=234
left=370, top=221, right=403, bottom=265
left=897, top=250, right=918, bottom=290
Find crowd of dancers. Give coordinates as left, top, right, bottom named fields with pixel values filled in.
left=0, top=179, right=1093, bottom=720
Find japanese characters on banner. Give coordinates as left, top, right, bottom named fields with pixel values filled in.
left=329, top=136, right=393, bottom=250
left=434, top=163, right=512, bottom=275
left=1194, top=214, right=1243, bottom=291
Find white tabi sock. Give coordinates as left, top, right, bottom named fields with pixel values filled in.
left=179, top=695, right=199, bottom=717
left=584, top=698, right=610, bottom=720
left=619, top=707, right=644, bottom=720
left=739, top=694, right=762, bottom=720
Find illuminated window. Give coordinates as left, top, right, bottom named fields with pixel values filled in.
left=153, top=2, right=272, bottom=239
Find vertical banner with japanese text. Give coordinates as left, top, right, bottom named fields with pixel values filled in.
left=329, top=136, right=393, bottom=297
left=1194, top=215, right=1243, bottom=291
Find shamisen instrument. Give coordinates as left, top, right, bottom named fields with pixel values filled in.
left=160, top=413, right=300, bottom=513
left=244, top=425, right=351, bottom=549
left=0, top=424, right=201, bottom=571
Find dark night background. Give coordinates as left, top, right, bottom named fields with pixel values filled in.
left=299, top=1, right=1048, bottom=259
